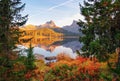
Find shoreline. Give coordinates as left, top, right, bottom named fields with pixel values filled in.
left=63, top=36, right=79, bottom=38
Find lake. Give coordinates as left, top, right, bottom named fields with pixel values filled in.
left=17, top=37, right=83, bottom=59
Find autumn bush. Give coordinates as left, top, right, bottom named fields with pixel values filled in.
left=0, top=52, right=27, bottom=81
left=32, top=53, right=120, bottom=81
left=99, top=53, right=120, bottom=81
left=56, top=53, right=73, bottom=61
left=25, top=59, right=50, bottom=81
left=0, top=52, right=118, bottom=81
left=44, top=64, right=78, bottom=81
left=44, top=56, right=101, bottom=81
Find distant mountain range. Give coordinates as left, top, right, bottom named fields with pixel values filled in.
left=21, top=20, right=82, bottom=36
left=63, top=20, right=81, bottom=34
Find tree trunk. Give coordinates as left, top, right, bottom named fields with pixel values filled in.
left=116, top=47, right=120, bottom=67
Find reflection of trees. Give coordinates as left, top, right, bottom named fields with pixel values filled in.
left=51, top=38, right=78, bottom=46
left=19, top=28, right=63, bottom=46
left=20, top=37, right=63, bottom=47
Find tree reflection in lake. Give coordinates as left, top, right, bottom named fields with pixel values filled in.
left=19, top=37, right=83, bottom=58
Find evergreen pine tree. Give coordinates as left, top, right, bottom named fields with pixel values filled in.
left=78, top=0, right=120, bottom=63
left=25, top=43, right=35, bottom=81
left=26, top=43, right=35, bottom=70
left=0, top=0, right=28, bottom=80
left=0, top=0, right=28, bottom=53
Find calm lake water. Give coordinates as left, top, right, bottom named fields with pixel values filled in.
left=17, top=37, right=83, bottom=59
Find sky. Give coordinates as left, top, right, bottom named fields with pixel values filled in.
left=22, top=0, right=84, bottom=27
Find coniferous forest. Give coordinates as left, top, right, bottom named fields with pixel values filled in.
left=0, top=0, right=120, bottom=81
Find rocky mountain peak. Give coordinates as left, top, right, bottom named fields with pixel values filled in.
left=46, top=20, right=55, bottom=24
left=38, top=20, right=59, bottom=28
left=63, top=20, right=81, bottom=34
left=71, top=20, right=77, bottom=26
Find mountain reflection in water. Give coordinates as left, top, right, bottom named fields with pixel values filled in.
left=19, top=37, right=83, bottom=58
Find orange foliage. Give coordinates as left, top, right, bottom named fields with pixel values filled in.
left=24, top=67, right=46, bottom=81
left=13, top=62, right=26, bottom=72
left=8, top=51, right=18, bottom=60
left=32, top=68, right=45, bottom=81
left=51, top=56, right=101, bottom=77
left=74, top=57, right=100, bottom=76
left=103, top=2, right=108, bottom=7
left=56, top=53, right=73, bottom=61
left=50, top=60, right=71, bottom=68
left=25, top=71, right=33, bottom=80
left=43, top=56, right=101, bottom=81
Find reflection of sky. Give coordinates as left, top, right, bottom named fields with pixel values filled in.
left=16, top=38, right=83, bottom=59
left=62, top=41, right=83, bottom=52
left=52, top=46, right=76, bottom=58
left=33, top=46, right=77, bottom=58
left=17, top=45, right=77, bottom=58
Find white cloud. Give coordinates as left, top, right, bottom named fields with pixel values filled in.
left=56, top=13, right=84, bottom=27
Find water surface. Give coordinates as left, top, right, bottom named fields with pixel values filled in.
left=18, top=37, right=83, bottom=58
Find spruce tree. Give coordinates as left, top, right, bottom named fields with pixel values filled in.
left=78, top=0, right=120, bottom=63
left=26, top=43, right=35, bottom=70
left=0, top=0, right=28, bottom=80
left=0, top=0, right=28, bottom=53
left=0, top=0, right=28, bottom=71
left=25, top=43, right=35, bottom=81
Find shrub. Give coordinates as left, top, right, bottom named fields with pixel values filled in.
left=45, top=56, right=101, bottom=81
left=56, top=53, right=73, bottom=61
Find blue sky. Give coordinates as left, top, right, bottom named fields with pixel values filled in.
left=22, top=0, right=84, bottom=27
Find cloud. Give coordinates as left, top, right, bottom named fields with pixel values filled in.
left=48, top=0, right=74, bottom=11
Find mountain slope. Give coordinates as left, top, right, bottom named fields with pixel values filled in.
left=63, top=20, right=81, bottom=34
left=51, top=28, right=78, bottom=36
left=20, top=24, right=37, bottom=30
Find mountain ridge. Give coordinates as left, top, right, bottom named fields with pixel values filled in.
left=37, top=20, right=59, bottom=28
left=21, top=20, right=81, bottom=36
left=63, top=20, right=80, bottom=34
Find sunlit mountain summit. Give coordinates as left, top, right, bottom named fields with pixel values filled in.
left=37, top=20, right=59, bottom=28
